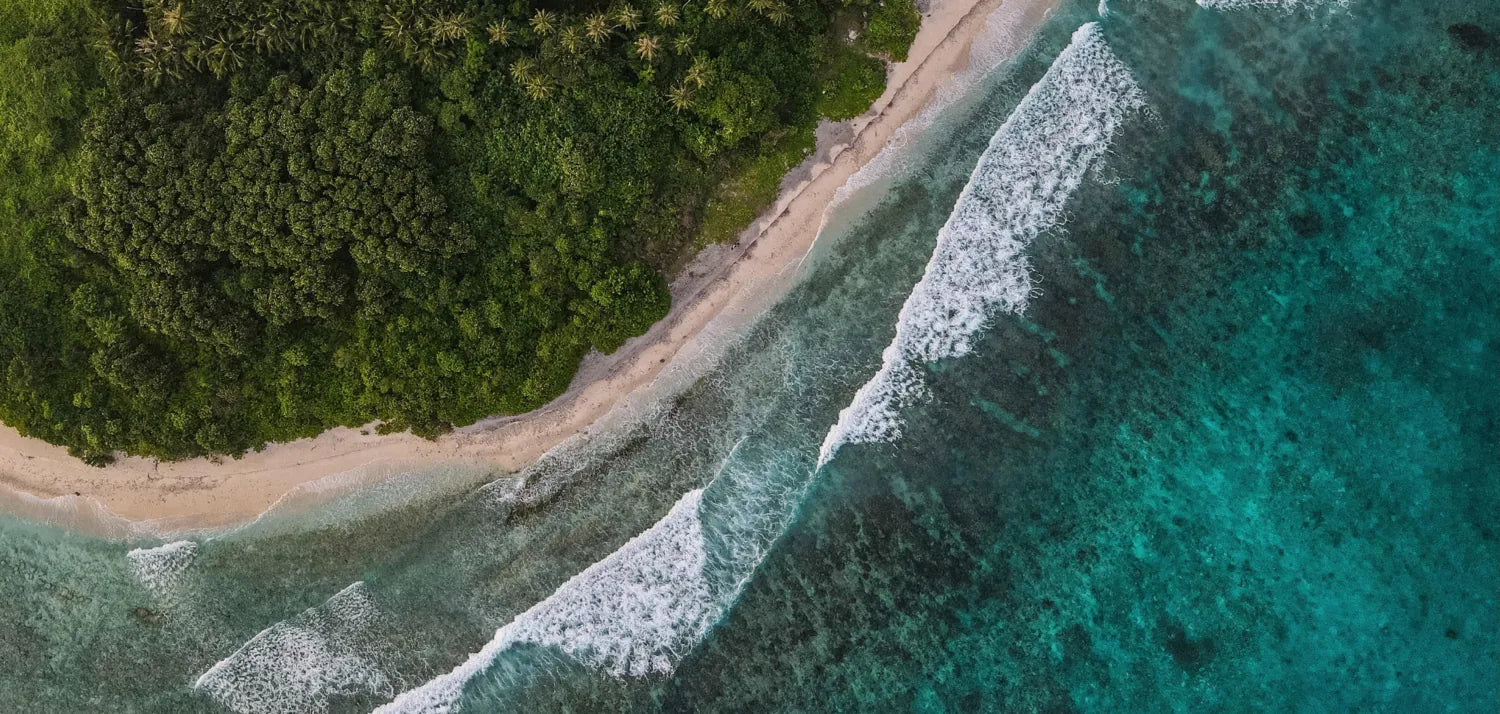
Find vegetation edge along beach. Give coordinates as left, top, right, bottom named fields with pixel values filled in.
left=0, top=0, right=1053, bottom=530
left=3, top=0, right=929, bottom=463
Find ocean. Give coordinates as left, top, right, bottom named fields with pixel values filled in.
left=1, top=0, right=1496, bottom=711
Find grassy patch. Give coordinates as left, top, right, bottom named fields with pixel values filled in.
left=863, top=0, right=923, bottom=62
left=697, top=126, right=818, bottom=247
left=815, top=45, right=888, bottom=121
left=695, top=19, right=904, bottom=250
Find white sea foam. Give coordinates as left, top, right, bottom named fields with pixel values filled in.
left=820, top=1, right=1051, bottom=229
left=127, top=539, right=198, bottom=596
left=465, top=286, right=758, bottom=518
left=818, top=23, right=1147, bottom=466
left=215, top=460, right=494, bottom=542
left=194, top=582, right=395, bottom=714
left=375, top=489, right=714, bottom=714
left=368, top=23, right=1146, bottom=714
left=1197, top=0, right=1348, bottom=9
left=0, top=483, right=191, bottom=540
left=696, top=440, right=817, bottom=599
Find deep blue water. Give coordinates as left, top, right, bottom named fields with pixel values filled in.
left=0, top=0, right=1495, bottom=712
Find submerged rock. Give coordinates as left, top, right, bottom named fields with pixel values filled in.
left=1447, top=23, right=1493, bottom=51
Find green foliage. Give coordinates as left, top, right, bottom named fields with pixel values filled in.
left=698, top=126, right=817, bottom=246
left=70, top=68, right=467, bottom=339
left=0, top=0, right=96, bottom=256
left=0, top=0, right=902, bottom=460
left=816, top=44, right=887, bottom=120
left=575, top=263, right=671, bottom=352
left=862, top=0, right=922, bottom=62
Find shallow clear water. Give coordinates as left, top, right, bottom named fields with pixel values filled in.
left=1, top=0, right=1496, bottom=711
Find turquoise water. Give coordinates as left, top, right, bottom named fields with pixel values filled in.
left=1, top=0, right=1496, bottom=711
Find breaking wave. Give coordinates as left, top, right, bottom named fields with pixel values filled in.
left=1196, top=0, right=1349, bottom=10
left=194, top=582, right=396, bottom=714
left=127, top=539, right=198, bottom=598
left=815, top=0, right=1054, bottom=255
left=373, top=22, right=1152, bottom=714
left=377, top=435, right=822, bottom=714
left=818, top=22, right=1147, bottom=465
left=375, top=489, right=715, bottom=713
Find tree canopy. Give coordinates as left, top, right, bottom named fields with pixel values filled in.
left=0, top=0, right=917, bottom=462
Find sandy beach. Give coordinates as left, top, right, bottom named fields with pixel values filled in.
left=0, top=0, right=1058, bottom=534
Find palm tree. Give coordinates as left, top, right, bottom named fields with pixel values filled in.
left=180, top=39, right=206, bottom=71
left=559, top=26, right=585, bottom=54
left=530, top=9, right=557, bottom=37
left=139, top=51, right=182, bottom=86
left=487, top=19, right=514, bottom=46
left=616, top=4, right=642, bottom=31
left=429, top=12, right=470, bottom=43
left=134, top=31, right=169, bottom=56
left=182, top=37, right=213, bottom=70
left=672, top=34, right=693, bottom=55
left=314, top=8, right=356, bottom=48
left=294, top=14, right=319, bottom=50
left=134, top=28, right=181, bottom=84
left=414, top=44, right=447, bottom=72
left=524, top=75, right=554, bottom=101
left=704, top=0, right=729, bottom=19
left=632, top=34, right=660, bottom=61
left=382, top=14, right=416, bottom=56
left=89, top=15, right=132, bottom=80
left=764, top=1, right=791, bottom=24
left=654, top=3, right=679, bottom=27
left=584, top=13, right=613, bottom=45
left=159, top=3, right=190, bottom=36
left=668, top=83, right=693, bottom=112
left=206, top=32, right=245, bottom=78
left=250, top=24, right=279, bottom=53
left=510, top=56, right=537, bottom=82
left=685, top=55, right=712, bottom=87
left=89, top=15, right=122, bottom=55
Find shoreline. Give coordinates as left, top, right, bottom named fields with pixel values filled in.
left=0, top=0, right=1058, bottom=536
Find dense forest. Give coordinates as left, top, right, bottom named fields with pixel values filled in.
left=0, top=0, right=918, bottom=462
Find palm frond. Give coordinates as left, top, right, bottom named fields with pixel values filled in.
left=616, top=4, right=642, bottom=31
left=668, top=83, right=693, bottom=112
left=530, top=9, right=557, bottom=37
left=685, top=55, right=712, bottom=86
left=584, top=14, right=613, bottom=44
left=560, top=26, right=585, bottom=54
left=510, top=56, right=536, bottom=82
left=487, top=19, right=513, bottom=46
left=632, top=34, right=660, bottom=61
left=654, top=3, right=679, bottom=27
